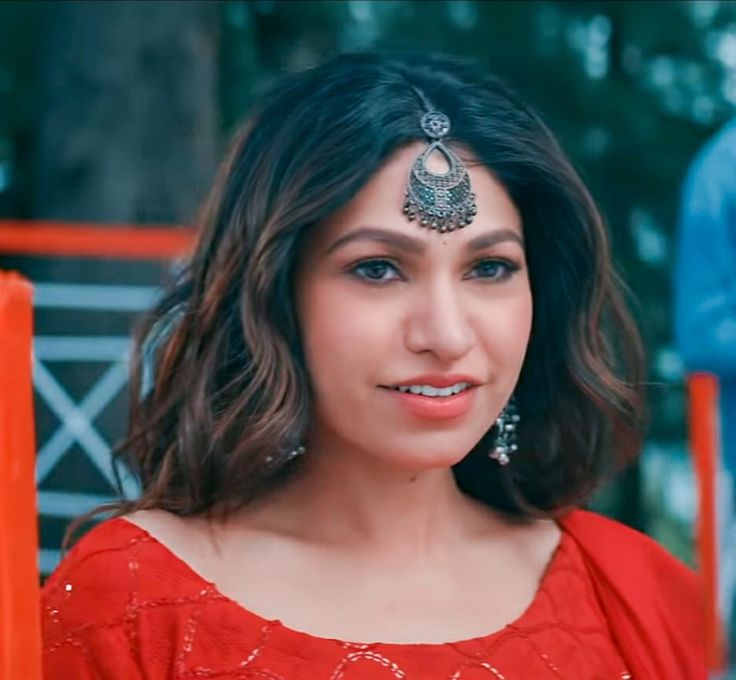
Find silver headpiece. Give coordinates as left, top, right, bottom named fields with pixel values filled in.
left=403, top=111, right=477, bottom=232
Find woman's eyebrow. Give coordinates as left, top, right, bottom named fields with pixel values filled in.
left=325, top=226, right=524, bottom=255
left=325, top=227, right=424, bottom=255
left=467, top=229, right=525, bottom=251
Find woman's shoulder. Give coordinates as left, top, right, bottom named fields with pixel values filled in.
left=42, top=513, right=208, bottom=646
left=561, top=509, right=691, bottom=560
left=560, top=510, right=707, bottom=678
left=560, top=508, right=701, bottom=600
left=43, top=515, right=149, bottom=603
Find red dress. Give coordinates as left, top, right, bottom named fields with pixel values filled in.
left=41, top=510, right=704, bottom=679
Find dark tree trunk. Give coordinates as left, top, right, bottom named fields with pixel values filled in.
left=34, top=0, right=220, bottom=224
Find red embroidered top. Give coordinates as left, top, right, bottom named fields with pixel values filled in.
left=41, top=514, right=636, bottom=679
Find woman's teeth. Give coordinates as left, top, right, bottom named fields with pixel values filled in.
left=393, top=382, right=471, bottom=397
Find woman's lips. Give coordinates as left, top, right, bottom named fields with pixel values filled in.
left=381, top=386, right=476, bottom=420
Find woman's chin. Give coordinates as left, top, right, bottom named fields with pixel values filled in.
left=363, top=430, right=484, bottom=472
left=369, top=448, right=471, bottom=474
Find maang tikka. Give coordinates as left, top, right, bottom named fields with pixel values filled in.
left=403, top=111, right=477, bottom=232
left=489, top=399, right=520, bottom=466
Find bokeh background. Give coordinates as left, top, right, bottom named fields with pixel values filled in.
left=0, top=0, right=732, bottom=576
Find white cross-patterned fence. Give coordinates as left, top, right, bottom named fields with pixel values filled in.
left=33, top=282, right=160, bottom=573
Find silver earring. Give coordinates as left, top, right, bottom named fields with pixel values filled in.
left=287, top=444, right=306, bottom=460
left=489, top=399, right=520, bottom=466
left=403, top=111, right=477, bottom=233
left=264, top=443, right=305, bottom=466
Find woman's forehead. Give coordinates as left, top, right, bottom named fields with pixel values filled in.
left=314, top=145, right=523, bottom=253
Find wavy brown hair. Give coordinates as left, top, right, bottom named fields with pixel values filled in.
left=68, top=51, right=645, bottom=542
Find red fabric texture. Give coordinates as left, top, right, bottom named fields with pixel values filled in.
left=559, top=509, right=707, bottom=680
left=41, top=510, right=702, bottom=679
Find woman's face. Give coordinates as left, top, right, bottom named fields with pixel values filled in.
left=296, top=143, right=532, bottom=471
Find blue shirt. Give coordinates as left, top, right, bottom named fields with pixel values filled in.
left=675, top=118, right=736, bottom=472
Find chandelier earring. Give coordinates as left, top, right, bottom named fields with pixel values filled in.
left=264, top=442, right=306, bottom=467
left=288, top=443, right=306, bottom=460
left=489, top=398, right=520, bottom=466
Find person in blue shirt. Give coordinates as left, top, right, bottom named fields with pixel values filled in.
left=675, top=117, right=736, bottom=646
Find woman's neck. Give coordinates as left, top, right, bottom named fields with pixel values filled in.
left=237, top=437, right=503, bottom=560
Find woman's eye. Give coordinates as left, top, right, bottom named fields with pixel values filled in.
left=469, top=259, right=519, bottom=281
left=351, top=259, right=402, bottom=283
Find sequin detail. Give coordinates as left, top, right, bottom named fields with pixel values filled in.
left=41, top=518, right=632, bottom=679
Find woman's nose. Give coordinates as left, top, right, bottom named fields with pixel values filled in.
left=403, top=283, right=474, bottom=362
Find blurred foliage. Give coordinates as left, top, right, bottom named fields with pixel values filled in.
left=2, top=0, right=735, bottom=444
left=0, top=1, right=43, bottom=217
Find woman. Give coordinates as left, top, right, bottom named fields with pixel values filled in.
left=42, top=52, right=705, bottom=679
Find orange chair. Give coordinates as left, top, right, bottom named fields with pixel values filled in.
left=0, top=270, right=41, bottom=680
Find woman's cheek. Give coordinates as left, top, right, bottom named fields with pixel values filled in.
left=303, top=285, right=389, bottom=384
left=478, top=292, right=531, bottom=344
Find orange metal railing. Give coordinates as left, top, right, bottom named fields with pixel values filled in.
left=689, top=372, right=727, bottom=671
left=0, top=271, right=41, bottom=680
left=0, top=219, right=194, bottom=259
